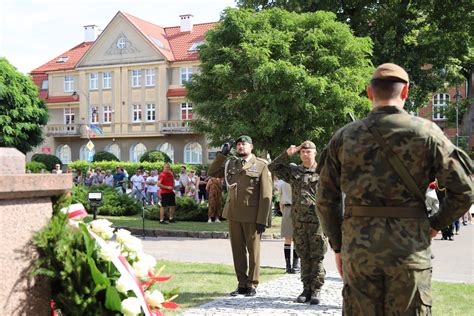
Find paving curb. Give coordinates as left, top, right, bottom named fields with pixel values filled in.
left=124, top=227, right=282, bottom=239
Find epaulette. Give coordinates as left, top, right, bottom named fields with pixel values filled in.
left=255, top=157, right=268, bottom=164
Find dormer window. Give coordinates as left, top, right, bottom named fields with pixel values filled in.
left=41, top=80, right=48, bottom=90
left=56, top=56, right=69, bottom=63
left=189, top=41, right=205, bottom=51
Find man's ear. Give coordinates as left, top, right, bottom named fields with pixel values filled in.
left=400, top=83, right=409, bottom=100
left=367, top=85, right=373, bottom=101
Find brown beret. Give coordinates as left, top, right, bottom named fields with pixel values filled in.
left=371, top=63, right=409, bottom=83
left=301, top=141, right=316, bottom=150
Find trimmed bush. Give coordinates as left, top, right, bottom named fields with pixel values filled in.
left=93, top=151, right=119, bottom=162
left=144, top=196, right=209, bottom=222
left=26, top=161, right=47, bottom=173
left=31, top=153, right=62, bottom=171
left=139, top=150, right=172, bottom=163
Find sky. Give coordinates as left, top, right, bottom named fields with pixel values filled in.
left=0, top=0, right=236, bottom=74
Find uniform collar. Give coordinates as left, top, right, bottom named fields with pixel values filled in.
left=369, top=105, right=406, bottom=116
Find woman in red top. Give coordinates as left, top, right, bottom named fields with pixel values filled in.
left=158, top=163, right=176, bottom=224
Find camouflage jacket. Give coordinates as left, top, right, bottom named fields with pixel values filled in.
left=316, top=105, right=473, bottom=253
left=269, top=152, right=320, bottom=224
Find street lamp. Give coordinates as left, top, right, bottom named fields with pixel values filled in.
left=453, top=86, right=462, bottom=147
left=72, top=90, right=96, bottom=170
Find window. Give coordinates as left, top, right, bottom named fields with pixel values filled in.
left=106, top=143, right=121, bottom=160
left=132, top=104, right=142, bottom=122
left=90, top=106, right=99, bottom=123
left=145, top=69, right=155, bottom=86
left=89, top=73, right=98, bottom=90
left=131, top=70, right=141, bottom=87
left=180, top=67, right=193, bottom=85
left=56, top=56, right=69, bottom=63
left=79, top=145, right=95, bottom=161
left=117, top=37, right=126, bottom=49
left=103, top=105, right=112, bottom=124
left=64, top=108, right=75, bottom=124
left=159, top=143, right=174, bottom=163
left=64, top=76, right=74, bottom=92
left=184, top=142, right=202, bottom=164
left=56, top=144, right=72, bottom=164
left=146, top=104, right=156, bottom=121
left=41, top=80, right=48, bottom=90
left=130, top=143, right=147, bottom=162
left=103, top=72, right=112, bottom=89
left=181, top=102, right=193, bottom=120
left=432, top=93, right=449, bottom=120
left=189, top=41, right=205, bottom=51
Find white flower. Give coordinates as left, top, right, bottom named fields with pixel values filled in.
left=136, top=252, right=157, bottom=271
left=89, top=219, right=114, bottom=240
left=122, top=235, right=143, bottom=253
left=121, top=297, right=142, bottom=316
left=132, top=259, right=150, bottom=278
left=115, top=229, right=132, bottom=244
left=115, top=275, right=134, bottom=295
left=145, top=290, right=165, bottom=308
left=98, top=243, right=120, bottom=262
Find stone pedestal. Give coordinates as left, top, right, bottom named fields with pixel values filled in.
left=0, top=148, right=72, bottom=315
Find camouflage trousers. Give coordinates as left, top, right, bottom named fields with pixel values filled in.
left=293, top=221, right=327, bottom=290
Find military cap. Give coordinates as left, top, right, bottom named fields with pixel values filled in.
left=371, top=63, right=409, bottom=83
left=236, top=135, right=252, bottom=144
left=301, top=140, right=316, bottom=150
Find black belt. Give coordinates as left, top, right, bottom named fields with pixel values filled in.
left=345, top=206, right=427, bottom=218
left=284, top=204, right=292, bottom=207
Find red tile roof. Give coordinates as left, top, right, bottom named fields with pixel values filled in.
left=167, top=88, right=186, bottom=97
left=31, top=72, right=79, bottom=103
left=31, top=42, right=94, bottom=73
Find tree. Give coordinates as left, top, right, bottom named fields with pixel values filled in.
left=237, top=0, right=474, bottom=110
left=186, top=8, right=373, bottom=155
left=139, top=150, right=172, bottom=163
left=0, top=58, right=48, bottom=153
left=92, top=151, right=119, bottom=162
left=31, top=153, right=62, bottom=172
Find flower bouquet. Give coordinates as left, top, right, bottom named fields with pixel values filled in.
left=33, top=202, right=179, bottom=315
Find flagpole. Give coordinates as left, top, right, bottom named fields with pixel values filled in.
left=73, top=90, right=95, bottom=171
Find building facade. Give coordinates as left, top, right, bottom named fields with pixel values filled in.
left=31, top=11, right=216, bottom=164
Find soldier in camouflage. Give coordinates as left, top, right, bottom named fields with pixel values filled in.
left=269, top=141, right=327, bottom=305
left=316, top=63, right=473, bottom=315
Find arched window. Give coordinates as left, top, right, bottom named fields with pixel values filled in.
left=184, top=142, right=202, bottom=164
left=56, top=144, right=72, bottom=164
left=130, top=143, right=147, bottom=162
left=79, top=144, right=95, bottom=161
left=106, top=143, right=121, bottom=160
left=432, top=93, right=449, bottom=120
left=158, top=143, right=174, bottom=163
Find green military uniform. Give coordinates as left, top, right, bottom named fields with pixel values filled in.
left=317, top=65, right=473, bottom=314
left=269, top=151, right=327, bottom=294
left=208, top=152, right=272, bottom=289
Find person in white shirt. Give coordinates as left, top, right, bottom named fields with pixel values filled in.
left=179, top=166, right=189, bottom=196
left=146, top=169, right=160, bottom=205
left=104, top=170, right=114, bottom=186
left=130, top=169, right=145, bottom=201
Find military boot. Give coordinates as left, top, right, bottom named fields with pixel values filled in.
left=295, top=289, right=311, bottom=303
left=309, top=290, right=321, bottom=305
left=285, top=258, right=294, bottom=274
left=292, top=257, right=300, bottom=273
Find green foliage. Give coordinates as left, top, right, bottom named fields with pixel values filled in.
left=26, top=161, right=47, bottom=173
left=0, top=58, right=49, bottom=153
left=237, top=0, right=474, bottom=110
left=31, top=153, right=62, bottom=172
left=92, top=151, right=119, bottom=162
left=145, top=197, right=209, bottom=221
left=72, top=184, right=142, bottom=216
left=139, top=150, right=172, bottom=163
left=186, top=8, right=373, bottom=155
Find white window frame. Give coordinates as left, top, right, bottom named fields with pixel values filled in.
left=159, top=143, right=174, bottom=163
left=145, top=68, right=155, bottom=86
left=64, top=108, right=75, bottom=125
left=432, top=93, right=449, bottom=121
left=131, top=70, right=141, bottom=87
left=131, top=143, right=147, bottom=162
left=41, top=80, right=48, bottom=90
left=56, top=144, right=72, bottom=164
left=184, top=142, right=202, bottom=164
left=103, top=105, right=112, bottom=124
left=180, top=67, right=193, bottom=85
left=89, top=73, right=98, bottom=90
left=132, top=104, right=142, bottom=122
left=180, top=102, right=193, bottom=120
left=106, top=143, right=121, bottom=160
left=64, top=76, right=74, bottom=92
left=103, top=72, right=112, bottom=89
left=90, top=106, right=100, bottom=124
left=146, top=104, right=156, bottom=122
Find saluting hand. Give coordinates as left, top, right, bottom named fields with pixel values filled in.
left=287, top=145, right=302, bottom=157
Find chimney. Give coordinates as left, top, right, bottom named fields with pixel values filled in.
left=179, top=14, right=193, bottom=33
left=84, top=25, right=98, bottom=42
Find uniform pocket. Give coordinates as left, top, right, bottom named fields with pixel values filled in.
left=310, top=234, right=328, bottom=259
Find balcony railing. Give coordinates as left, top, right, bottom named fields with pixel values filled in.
left=159, top=120, right=193, bottom=134
left=46, top=124, right=82, bottom=137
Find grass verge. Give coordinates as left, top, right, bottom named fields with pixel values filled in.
left=432, top=281, right=474, bottom=315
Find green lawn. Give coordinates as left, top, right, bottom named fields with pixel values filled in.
left=432, top=281, right=474, bottom=315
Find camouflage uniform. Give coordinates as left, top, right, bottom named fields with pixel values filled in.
left=269, top=152, right=327, bottom=292
left=317, top=105, right=473, bottom=315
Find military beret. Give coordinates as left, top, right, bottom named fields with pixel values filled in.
left=236, top=135, right=252, bottom=144
left=371, top=63, right=409, bottom=83
left=301, top=141, right=316, bottom=150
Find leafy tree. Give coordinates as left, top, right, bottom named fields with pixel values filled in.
left=31, top=153, right=62, bottom=172
left=237, top=0, right=474, bottom=110
left=139, top=150, right=172, bottom=163
left=186, top=8, right=373, bottom=155
left=0, top=58, right=48, bottom=153
left=92, top=150, right=119, bottom=162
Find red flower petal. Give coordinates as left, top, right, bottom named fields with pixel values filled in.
left=162, top=301, right=180, bottom=309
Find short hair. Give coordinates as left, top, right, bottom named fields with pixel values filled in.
left=370, top=79, right=405, bottom=100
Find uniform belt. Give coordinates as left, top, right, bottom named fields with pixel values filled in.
left=345, top=206, right=426, bottom=218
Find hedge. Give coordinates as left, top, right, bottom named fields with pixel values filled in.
left=26, top=161, right=47, bottom=173
left=139, top=150, right=172, bottom=163
left=31, top=153, right=62, bottom=172
left=93, top=151, right=119, bottom=162
left=145, top=196, right=209, bottom=221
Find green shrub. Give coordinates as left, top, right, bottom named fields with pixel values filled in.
left=144, top=205, right=161, bottom=220
left=174, top=197, right=208, bottom=221
left=31, top=153, right=62, bottom=171
left=92, top=151, right=119, bottom=162
left=26, top=161, right=47, bottom=173
left=140, top=150, right=172, bottom=163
